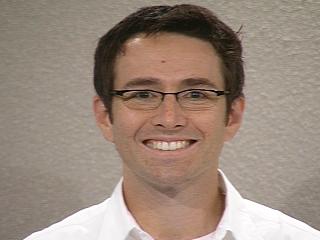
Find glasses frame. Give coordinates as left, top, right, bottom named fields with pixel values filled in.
left=110, top=88, right=230, bottom=110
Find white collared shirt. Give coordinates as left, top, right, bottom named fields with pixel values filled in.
left=24, top=171, right=320, bottom=240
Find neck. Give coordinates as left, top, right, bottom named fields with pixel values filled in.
left=122, top=168, right=225, bottom=240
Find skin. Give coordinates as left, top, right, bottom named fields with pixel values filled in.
left=94, top=33, right=245, bottom=239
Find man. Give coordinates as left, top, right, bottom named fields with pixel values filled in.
left=25, top=4, right=319, bottom=240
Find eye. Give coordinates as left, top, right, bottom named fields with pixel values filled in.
left=184, top=90, right=209, bottom=100
left=135, top=91, right=152, bottom=98
left=125, top=90, right=157, bottom=100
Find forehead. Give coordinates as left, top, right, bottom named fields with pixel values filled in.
left=114, top=33, right=224, bottom=89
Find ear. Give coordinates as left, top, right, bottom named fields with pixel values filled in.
left=224, top=97, right=245, bottom=142
left=93, top=96, right=114, bottom=142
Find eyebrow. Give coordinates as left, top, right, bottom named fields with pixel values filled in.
left=121, top=77, right=219, bottom=89
left=181, top=78, right=218, bottom=89
left=122, top=77, right=160, bottom=89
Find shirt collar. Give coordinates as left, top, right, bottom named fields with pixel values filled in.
left=97, top=178, right=143, bottom=240
left=215, top=170, right=244, bottom=239
left=98, top=170, right=261, bottom=240
left=217, top=170, right=264, bottom=240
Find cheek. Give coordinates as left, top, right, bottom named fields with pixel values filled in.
left=111, top=118, right=137, bottom=160
left=112, top=120, right=136, bottom=145
left=192, top=109, right=227, bottom=136
left=111, top=105, right=147, bottom=142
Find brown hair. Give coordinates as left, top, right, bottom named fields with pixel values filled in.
left=94, top=4, right=244, bottom=115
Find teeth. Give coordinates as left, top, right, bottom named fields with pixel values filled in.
left=149, top=140, right=191, bottom=151
left=169, top=142, right=176, bottom=150
left=163, top=142, right=169, bottom=150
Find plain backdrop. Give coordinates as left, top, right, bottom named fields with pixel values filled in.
left=1, top=1, right=319, bottom=240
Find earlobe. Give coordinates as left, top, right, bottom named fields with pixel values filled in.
left=224, top=97, right=245, bottom=141
left=93, top=96, right=114, bottom=142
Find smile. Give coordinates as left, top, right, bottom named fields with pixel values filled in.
left=144, top=140, right=196, bottom=151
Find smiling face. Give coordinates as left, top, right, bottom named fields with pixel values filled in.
left=94, top=33, right=244, bottom=187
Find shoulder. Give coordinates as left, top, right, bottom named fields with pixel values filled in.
left=242, top=199, right=320, bottom=240
left=24, top=198, right=110, bottom=240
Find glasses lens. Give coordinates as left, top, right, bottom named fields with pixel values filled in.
left=178, top=90, right=219, bottom=110
left=122, top=90, right=161, bottom=110
left=117, top=89, right=223, bottom=110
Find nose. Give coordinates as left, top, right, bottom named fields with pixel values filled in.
left=150, top=95, right=187, bottom=129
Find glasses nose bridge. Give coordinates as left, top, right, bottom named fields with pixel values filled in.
left=159, top=92, right=180, bottom=106
left=161, top=92, right=179, bottom=100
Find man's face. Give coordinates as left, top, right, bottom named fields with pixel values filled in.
left=94, top=33, right=244, bottom=186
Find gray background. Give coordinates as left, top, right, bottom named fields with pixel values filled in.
left=1, top=1, right=319, bottom=239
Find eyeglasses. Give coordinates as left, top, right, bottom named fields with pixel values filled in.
left=110, top=89, right=230, bottom=111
